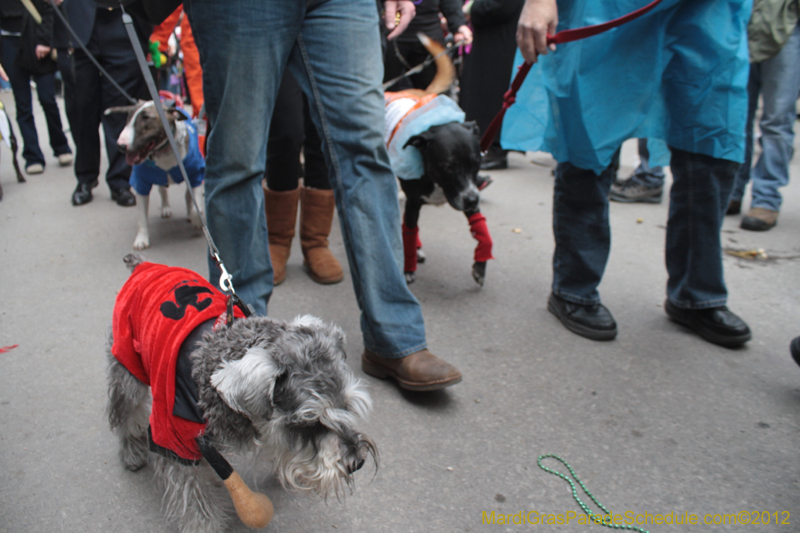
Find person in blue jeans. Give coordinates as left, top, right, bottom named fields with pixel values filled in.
left=505, top=0, right=752, bottom=348
left=182, top=0, right=462, bottom=391
left=728, top=18, right=800, bottom=231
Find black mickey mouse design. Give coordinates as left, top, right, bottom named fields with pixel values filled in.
left=160, top=281, right=214, bottom=320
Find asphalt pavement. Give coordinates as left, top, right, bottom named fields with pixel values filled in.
left=1, top=92, right=799, bottom=533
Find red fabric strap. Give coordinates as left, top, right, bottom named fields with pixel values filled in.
left=479, top=0, right=664, bottom=153
left=468, top=213, right=494, bottom=263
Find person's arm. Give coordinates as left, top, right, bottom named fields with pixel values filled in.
left=439, top=0, right=472, bottom=43
left=33, top=0, right=54, bottom=59
left=384, top=0, right=416, bottom=40
left=516, top=0, right=557, bottom=64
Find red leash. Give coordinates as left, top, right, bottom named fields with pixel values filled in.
left=480, top=0, right=665, bottom=153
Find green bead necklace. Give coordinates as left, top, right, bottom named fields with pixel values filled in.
left=537, top=454, right=651, bottom=533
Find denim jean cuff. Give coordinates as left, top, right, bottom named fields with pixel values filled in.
left=552, top=289, right=600, bottom=307
left=364, top=342, right=428, bottom=359
left=666, top=298, right=727, bottom=310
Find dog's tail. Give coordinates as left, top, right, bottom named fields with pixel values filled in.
left=417, top=32, right=456, bottom=96
left=123, top=253, right=146, bottom=273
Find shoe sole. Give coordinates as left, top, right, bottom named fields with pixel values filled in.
left=608, top=192, right=662, bottom=204
left=362, top=357, right=462, bottom=391
left=664, top=301, right=751, bottom=348
left=740, top=217, right=776, bottom=231
left=547, top=298, right=617, bottom=341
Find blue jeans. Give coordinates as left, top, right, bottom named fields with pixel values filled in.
left=0, top=36, right=71, bottom=168
left=553, top=148, right=738, bottom=309
left=184, top=0, right=427, bottom=357
left=731, top=23, right=800, bottom=212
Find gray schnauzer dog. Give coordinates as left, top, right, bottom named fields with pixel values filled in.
left=106, top=255, right=376, bottom=532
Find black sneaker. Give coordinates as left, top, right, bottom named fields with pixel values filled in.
left=547, top=292, right=617, bottom=341
left=110, top=187, right=136, bottom=207
left=609, top=179, right=663, bottom=203
left=664, top=299, right=751, bottom=348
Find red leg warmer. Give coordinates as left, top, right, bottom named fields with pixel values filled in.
left=468, top=212, right=494, bottom=262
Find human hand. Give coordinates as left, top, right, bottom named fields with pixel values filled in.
left=385, top=0, right=416, bottom=41
left=516, top=0, right=558, bottom=64
left=0, top=63, right=7, bottom=82
left=462, top=0, right=473, bottom=22
left=35, top=45, right=51, bottom=60
left=453, top=24, right=472, bottom=45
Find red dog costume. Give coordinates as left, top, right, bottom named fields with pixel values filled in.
left=112, top=262, right=243, bottom=460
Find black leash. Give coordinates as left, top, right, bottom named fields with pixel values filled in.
left=382, top=38, right=465, bottom=90
left=48, top=0, right=138, bottom=105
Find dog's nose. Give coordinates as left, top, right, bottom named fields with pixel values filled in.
left=347, top=458, right=365, bottom=474
left=117, top=143, right=128, bottom=153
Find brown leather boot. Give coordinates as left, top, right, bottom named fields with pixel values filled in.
left=741, top=207, right=778, bottom=231
left=362, top=349, right=462, bottom=391
left=299, top=186, right=344, bottom=284
left=263, top=182, right=299, bottom=285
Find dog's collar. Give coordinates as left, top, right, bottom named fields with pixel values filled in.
left=148, top=137, right=170, bottom=157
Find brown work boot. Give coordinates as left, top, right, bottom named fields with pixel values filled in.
left=299, top=186, right=344, bottom=284
left=740, top=207, right=778, bottom=232
left=361, top=349, right=462, bottom=391
left=263, top=182, right=299, bottom=285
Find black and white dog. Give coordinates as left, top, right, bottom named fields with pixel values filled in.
left=106, top=99, right=205, bottom=250
left=107, top=255, right=376, bottom=532
left=385, top=34, right=493, bottom=286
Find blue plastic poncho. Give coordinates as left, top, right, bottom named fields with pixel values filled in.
left=501, top=0, right=752, bottom=175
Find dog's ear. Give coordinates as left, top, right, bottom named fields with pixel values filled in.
left=104, top=104, right=138, bottom=116
left=291, top=315, right=347, bottom=360
left=462, top=120, right=481, bottom=136
left=210, top=346, right=283, bottom=417
left=404, top=130, right=434, bottom=152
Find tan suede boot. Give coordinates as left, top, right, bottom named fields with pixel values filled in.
left=299, top=186, right=344, bottom=284
left=263, top=181, right=299, bottom=285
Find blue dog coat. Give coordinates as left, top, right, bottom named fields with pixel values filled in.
left=130, top=109, right=205, bottom=196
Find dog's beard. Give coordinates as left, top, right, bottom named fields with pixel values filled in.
left=259, top=423, right=376, bottom=501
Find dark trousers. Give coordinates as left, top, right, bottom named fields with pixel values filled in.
left=266, top=70, right=330, bottom=192
left=553, top=148, right=737, bottom=308
left=56, top=8, right=144, bottom=189
left=0, top=36, right=71, bottom=168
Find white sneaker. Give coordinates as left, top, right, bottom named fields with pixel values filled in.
left=58, top=153, right=73, bottom=166
left=26, top=163, right=44, bottom=174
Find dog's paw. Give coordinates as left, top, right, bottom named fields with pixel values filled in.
left=472, top=261, right=486, bottom=287
left=416, top=249, right=426, bottom=264
left=133, top=233, right=150, bottom=250
left=189, top=211, right=203, bottom=229
left=160, top=206, right=173, bottom=219
left=120, top=433, right=149, bottom=472
left=404, top=271, right=416, bottom=284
